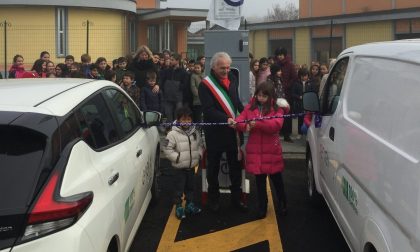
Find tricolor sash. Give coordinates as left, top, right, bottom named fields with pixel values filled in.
left=202, top=75, right=237, bottom=118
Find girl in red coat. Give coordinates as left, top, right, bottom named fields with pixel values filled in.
left=236, top=81, right=287, bottom=218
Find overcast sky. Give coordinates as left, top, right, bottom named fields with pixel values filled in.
left=161, top=0, right=299, bottom=19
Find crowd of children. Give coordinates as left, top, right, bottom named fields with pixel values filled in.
left=249, top=49, right=333, bottom=140
left=4, top=46, right=334, bottom=221
left=6, top=47, right=207, bottom=120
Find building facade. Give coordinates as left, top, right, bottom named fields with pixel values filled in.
left=0, top=0, right=137, bottom=72
left=248, top=0, right=420, bottom=66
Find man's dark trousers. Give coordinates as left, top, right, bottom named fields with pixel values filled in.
left=206, top=150, right=242, bottom=203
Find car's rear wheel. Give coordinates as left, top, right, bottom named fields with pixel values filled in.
left=307, top=151, right=320, bottom=201
left=150, top=148, right=160, bottom=205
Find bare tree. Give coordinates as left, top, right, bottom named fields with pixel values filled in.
left=265, top=2, right=299, bottom=21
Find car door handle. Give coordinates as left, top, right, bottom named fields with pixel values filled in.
left=329, top=127, right=335, bottom=141
left=108, top=172, right=119, bottom=186
left=136, top=149, right=142, bottom=158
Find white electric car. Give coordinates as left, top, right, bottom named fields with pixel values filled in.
left=0, top=79, right=161, bottom=252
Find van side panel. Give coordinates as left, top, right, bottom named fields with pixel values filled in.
left=341, top=56, right=420, bottom=252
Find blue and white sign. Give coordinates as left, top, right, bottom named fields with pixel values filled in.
left=224, top=0, right=244, bottom=7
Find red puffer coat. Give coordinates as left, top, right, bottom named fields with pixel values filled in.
left=236, top=104, right=285, bottom=175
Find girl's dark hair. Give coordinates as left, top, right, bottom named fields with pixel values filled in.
left=40, top=51, right=50, bottom=59
left=298, top=67, right=309, bottom=79
left=250, top=59, right=259, bottom=74
left=13, top=54, right=23, bottom=63
left=56, top=63, right=66, bottom=70
left=95, top=57, right=107, bottom=65
left=176, top=106, right=192, bottom=120
left=259, top=57, right=268, bottom=65
left=310, top=64, right=321, bottom=79
left=250, top=81, right=278, bottom=115
left=118, top=57, right=127, bottom=64
left=95, top=57, right=110, bottom=73
left=31, top=59, right=46, bottom=74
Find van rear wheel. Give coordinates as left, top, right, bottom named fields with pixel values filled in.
left=307, top=151, right=320, bottom=201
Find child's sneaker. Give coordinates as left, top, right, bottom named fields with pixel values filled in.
left=185, top=202, right=201, bottom=215
left=175, top=204, right=186, bottom=219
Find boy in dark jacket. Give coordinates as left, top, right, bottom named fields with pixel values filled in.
left=140, top=71, right=163, bottom=112
left=116, top=57, right=128, bottom=84
left=87, top=64, right=102, bottom=80
left=160, top=53, right=190, bottom=122
left=291, top=68, right=310, bottom=136
left=80, top=53, right=91, bottom=78
left=120, top=71, right=140, bottom=107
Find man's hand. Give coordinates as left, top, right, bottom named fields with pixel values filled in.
left=152, top=85, right=160, bottom=94
left=245, top=120, right=256, bottom=132
left=227, top=118, right=236, bottom=128
left=249, top=120, right=256, bottom=129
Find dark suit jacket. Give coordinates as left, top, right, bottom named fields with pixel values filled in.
left=198, top=71, right=244, bottom=151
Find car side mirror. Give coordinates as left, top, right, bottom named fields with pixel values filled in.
left=303, top=92, right=320, bottom=112
left=144, top=111, right=162, bottom=127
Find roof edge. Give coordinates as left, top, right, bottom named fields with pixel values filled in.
left=0, top=0, right=136, bottom=13
left=247, top=7, right=420, bottom=30
left=137, top=8, right=208, bottom=21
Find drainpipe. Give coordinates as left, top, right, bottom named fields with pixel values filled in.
left=166, top=19, right=171, bottom=51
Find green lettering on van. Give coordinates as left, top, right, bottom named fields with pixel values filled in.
left=124, top=189, right=136, bottom=222
left=342, top=176, right=358, bottom=214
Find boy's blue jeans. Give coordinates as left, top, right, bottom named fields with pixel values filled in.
left=173, top=168, right=195, bottom=205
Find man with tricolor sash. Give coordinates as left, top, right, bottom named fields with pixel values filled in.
left=198, top=52, right=248, bottom=213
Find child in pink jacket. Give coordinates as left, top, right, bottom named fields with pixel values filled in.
left=235, top=81, right=288, bottom=219
left=8, top=54, right=26, bottom=78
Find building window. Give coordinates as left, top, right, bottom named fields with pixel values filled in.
left=129, top=20, right=136, bottom=53
left=312, top=37, right=342, bottom=64
left=56, top=8, right=68, bottom=57
left=148, top=25, right=160, bottom=52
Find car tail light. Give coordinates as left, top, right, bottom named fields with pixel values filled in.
left=21, top=170, right=93, bottom=241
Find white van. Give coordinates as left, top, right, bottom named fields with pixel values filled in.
left=303, top=39, right=420, bottom=252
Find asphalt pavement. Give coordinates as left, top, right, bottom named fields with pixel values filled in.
left=129, top=133, right=350, bottom=252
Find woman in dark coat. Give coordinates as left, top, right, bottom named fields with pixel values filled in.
left=128, top=45, right=159, bottom=89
